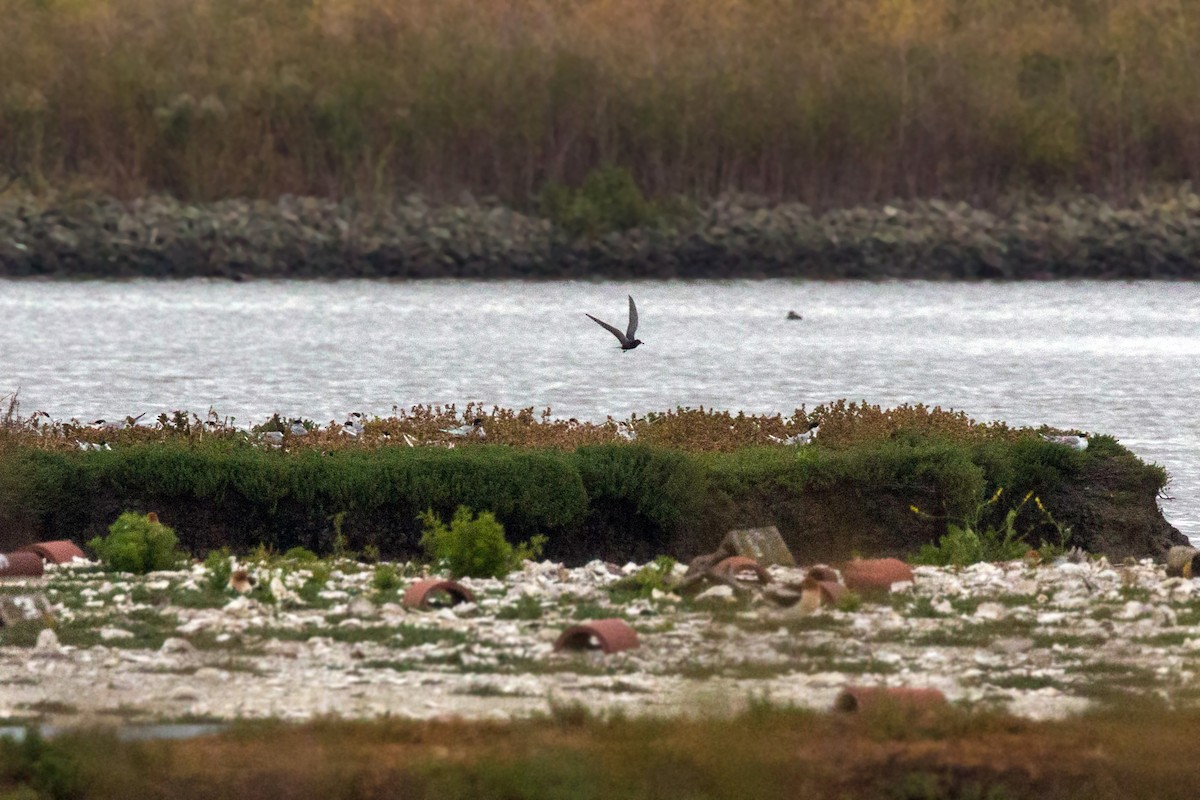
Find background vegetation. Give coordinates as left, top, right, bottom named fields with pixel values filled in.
left=0, top=401, right=1172, bottom=563
left=3, top=0, right=1200, bottom=206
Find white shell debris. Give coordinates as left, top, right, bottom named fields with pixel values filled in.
left=2, top=553, right=1198, bottom=727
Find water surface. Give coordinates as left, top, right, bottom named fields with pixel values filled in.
left=2, top=280, right=1196, bottom=542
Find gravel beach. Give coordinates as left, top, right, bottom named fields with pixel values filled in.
left=3, top=554, right=1199, bottom=729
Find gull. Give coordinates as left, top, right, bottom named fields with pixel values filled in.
left=261, top=431, right=284, bottom=447
left=586, top=295, right=643, bottom=350
left=769, top=425, right=820, bottom=446
left=1041, top=432, right=1088, bottom=450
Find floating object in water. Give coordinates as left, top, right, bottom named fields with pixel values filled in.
left=1041, top=432, right=1088, bottom=450
left=586, top=295, right=643, bottom=350
left=786, top=310, right=802, bottom=320
left=768, top=425, right=820, bottom=445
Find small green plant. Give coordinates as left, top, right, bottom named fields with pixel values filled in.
left=88, top=512, right=185, bottom=574
left=247, top=543, right=277, bottom=563
left=283, top=546, right=319, bottom=562
left=329, top=511, right=357, bottom=561
left=372, top=563, right=401, bottom=592
left=835, top=590, right=863, bottom=613
left=418, top=506, right=543, bottom=579
left=204, top=547, right=233, bottom=592
left=912, top=488, right=1067, bottom=567
left=609, top=555, right=678, bottom=600
left=298, top=562, right=332, bottom=604
left=497, top=593, right=544, bottom=620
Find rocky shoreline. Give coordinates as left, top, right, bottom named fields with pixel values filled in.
left=3, top=554, right=1199, bottom=729
left=3, top=189, right=1200, bottom=280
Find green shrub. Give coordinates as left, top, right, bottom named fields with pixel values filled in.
left=574, top=445, right=707, bottom=530
left=88, top=512, right=185, bottom=574
left=912, top=489, right=1055, bottom=567
left=419, top=506, right=544, bottom=579
left=372, top=563, right=401, bottom=592
left=283, top=546, right=319, bottom=562
left=539, top=165, right=659, bottom=238
left=204, top=547, right=232, bottom=592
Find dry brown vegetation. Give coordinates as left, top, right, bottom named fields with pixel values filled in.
left=5, top=704, right=1200, bottom=799
left=0, top=397, right=1019, bottom=454
left=3, top=0, right=1200, bottom=205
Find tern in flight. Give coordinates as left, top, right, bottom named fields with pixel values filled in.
left=586, top=295, right=643, bottom=350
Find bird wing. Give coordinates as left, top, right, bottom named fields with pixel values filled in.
left=626, top=295, right=639, bottom=339
left=586, top=313, right=629, bottom=346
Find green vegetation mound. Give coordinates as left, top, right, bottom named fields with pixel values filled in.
left=0, top=404, right=1183, bottom=563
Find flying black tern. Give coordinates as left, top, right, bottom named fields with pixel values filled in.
left=586, top=295, right=643, bottom=350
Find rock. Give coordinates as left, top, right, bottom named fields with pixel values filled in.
left=695, top=585, right=737, bottom=602
left=974, top=603, right=1006, bottom=621
left=160, top=637, right=195, bottom=654
left=99, top=627, right=134, bottom=640
left=170, top=685, right=201, bottom=701
left=34, top=628, right=60, bottom=651
left=223, top=596, right=253, bottom=614
left=176, top=617, right=212, bottom=634
left=347, top=597, right=377, bottom=617
left=720, top=526, right=795, bottom=567
left=1166, top=546, right=1200, bottom=578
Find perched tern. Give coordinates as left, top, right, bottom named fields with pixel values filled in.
left=1041, top=432, right=1088, bottom=450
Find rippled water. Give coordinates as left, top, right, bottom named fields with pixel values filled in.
left=2, top=279, right=1197, bottom=543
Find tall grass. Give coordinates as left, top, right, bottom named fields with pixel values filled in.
left=3, top=0, right=1200, bottom=204
left=4, top=705, right=1200, bottom=799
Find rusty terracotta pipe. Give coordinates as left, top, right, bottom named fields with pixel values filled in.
left=834, top=686, right=947, bottom=713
